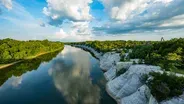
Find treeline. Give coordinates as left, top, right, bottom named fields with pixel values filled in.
left=0, top=38, right=64, bottom=64
left=129, top=38, right=184, bottom=74
left=68, top=38, right=184, bottom=74
left=0, top=50, right=61, bottom=86
left=67, top=40, right=157, bottom=52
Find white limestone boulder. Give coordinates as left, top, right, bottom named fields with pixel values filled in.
left=116, top=62, right=133, bottom=71
left=149, top=95, right=158, bottom=104
left=104, top=62, right=132, bottom=81
left=106, top=65, right=161, bottom=101
left=121, top=85, right=151, bottom=104
left=100, top=52, right=120, bottom=71
left=104, top=66, right=116, bottom=81
left=121, top=85, right=158, bottom=104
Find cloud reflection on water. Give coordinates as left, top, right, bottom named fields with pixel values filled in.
left=50, top=46, right=101, bottom=104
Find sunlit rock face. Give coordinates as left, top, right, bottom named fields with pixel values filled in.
left=116, top=62, right=133, bottom=71
left=49, top=46, right=101, bottom=104
left=104, top=62, right=133, bottom=81
left=100, top=52, right=120, bottom=71
left=106, top=65, right=161, bottom=103
left=104, top=66, right=116, bottom=81
left=121, top=85, right=153, bottom=104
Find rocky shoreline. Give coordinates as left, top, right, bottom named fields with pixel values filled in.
left=73, top=45, right=184, bottom=104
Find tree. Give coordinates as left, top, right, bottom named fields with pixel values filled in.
left=166, top=53, right=181, bottom=61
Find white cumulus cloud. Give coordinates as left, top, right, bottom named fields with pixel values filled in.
left=43, top=0, right=93, bottom=26
left=51, top=21, right=92, bottom=41
left=0, top=0, right=13, bottom=10
left=94, top=0, right=184, bottom=35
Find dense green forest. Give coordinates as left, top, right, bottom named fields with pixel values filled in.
left=129, top=38, right=184, bottom=74
left=0, top=49, right=61, bottom=86
left=0, top=38, right=64, bottom=64
left=68, top=40, right=157, bottom=53
left=68, top=38, right=184, bottom=74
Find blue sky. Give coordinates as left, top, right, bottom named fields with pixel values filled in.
left=0, top=0, right=184, bottom=41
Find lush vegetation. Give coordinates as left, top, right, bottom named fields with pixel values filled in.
left=68, top=38, right=184, bottom=101
left=68, top=40, right=156, bottom=53
left=0, top=38, right=64, bottom=64
left=0, top=50, right=61, bottom=86
left=129, top=38, right=184, bottom=74
left=147, top=72, right=184, bottom=101
left=68, top=38, right=184, bottom=74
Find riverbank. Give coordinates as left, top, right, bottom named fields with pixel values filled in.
left=0, top=48, right=64, bottom=70
left=73, top=45, right=184, bottom=104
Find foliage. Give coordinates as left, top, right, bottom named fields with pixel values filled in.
left=129, top=38, right=184, bottom=73
left=148, top=72, right=184, bottom=102
left=0, top=38, right=64, bottom=64
left=116, top=68, right=127, bottom=77
left=68, top=40, right=155, bottom=53
left=0, top=49, right=62, bottom=86
left=68, top=38, right=184, bottom=74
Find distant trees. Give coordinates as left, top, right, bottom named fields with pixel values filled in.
left=69, top=40, right=156, bottom=53
left=0, top=38, right=64, bottom=64
left=129, top=45, right=153, bottom=59
left=68, top=38, right=184, bottom=74
left=0, top=49, right=61, bottom=86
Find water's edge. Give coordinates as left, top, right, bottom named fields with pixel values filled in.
left=70, top=45, right=118, bottom=103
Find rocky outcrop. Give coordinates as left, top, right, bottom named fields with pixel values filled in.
left=106, top=65, right=161, bottom=104
left=100, top=52, right=120, bottom=71
left=104, top=66, right=117, bottom=81
left=149, top=95, right=158, bottom=104
left=104, top=62, right=133, bottom=81
left=121, top=85, right=158, bottom=104
left=74, top=45, right=184, bottom=104
left=116, top=62, right=133, bottom=71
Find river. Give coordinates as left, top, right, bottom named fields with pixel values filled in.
left=0, top=45, right=116, bottom=104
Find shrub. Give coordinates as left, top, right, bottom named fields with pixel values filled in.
left=116, top=68, right=127, bottom=76
left=147, top=72, right=184, bottom=102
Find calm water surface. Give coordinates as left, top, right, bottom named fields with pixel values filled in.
left=0, top=46, right=116, bottom=104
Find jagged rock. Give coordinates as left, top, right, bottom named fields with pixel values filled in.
left=121, top=85, right=151, bottom=104
left=149, top=95, right=158, bottom=104
left=100, top=52, right=120, bottom=71
left=106, top=65, right=161, bottom=102
left=74, top=45, right=184, bottom=104
left=116, top=62, right=133, bottom=71
left=104, top=62, right=133, bottom=81
left=104, top=66, right=116, bottom=81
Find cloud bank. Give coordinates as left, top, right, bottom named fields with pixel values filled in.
left=43, top=0, right=93, bottom=41
left=43, top=0, right=93, bottom=26
left=1, top=0, right=184, bottom=41
left=94, top=0, right=184, bottom=35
